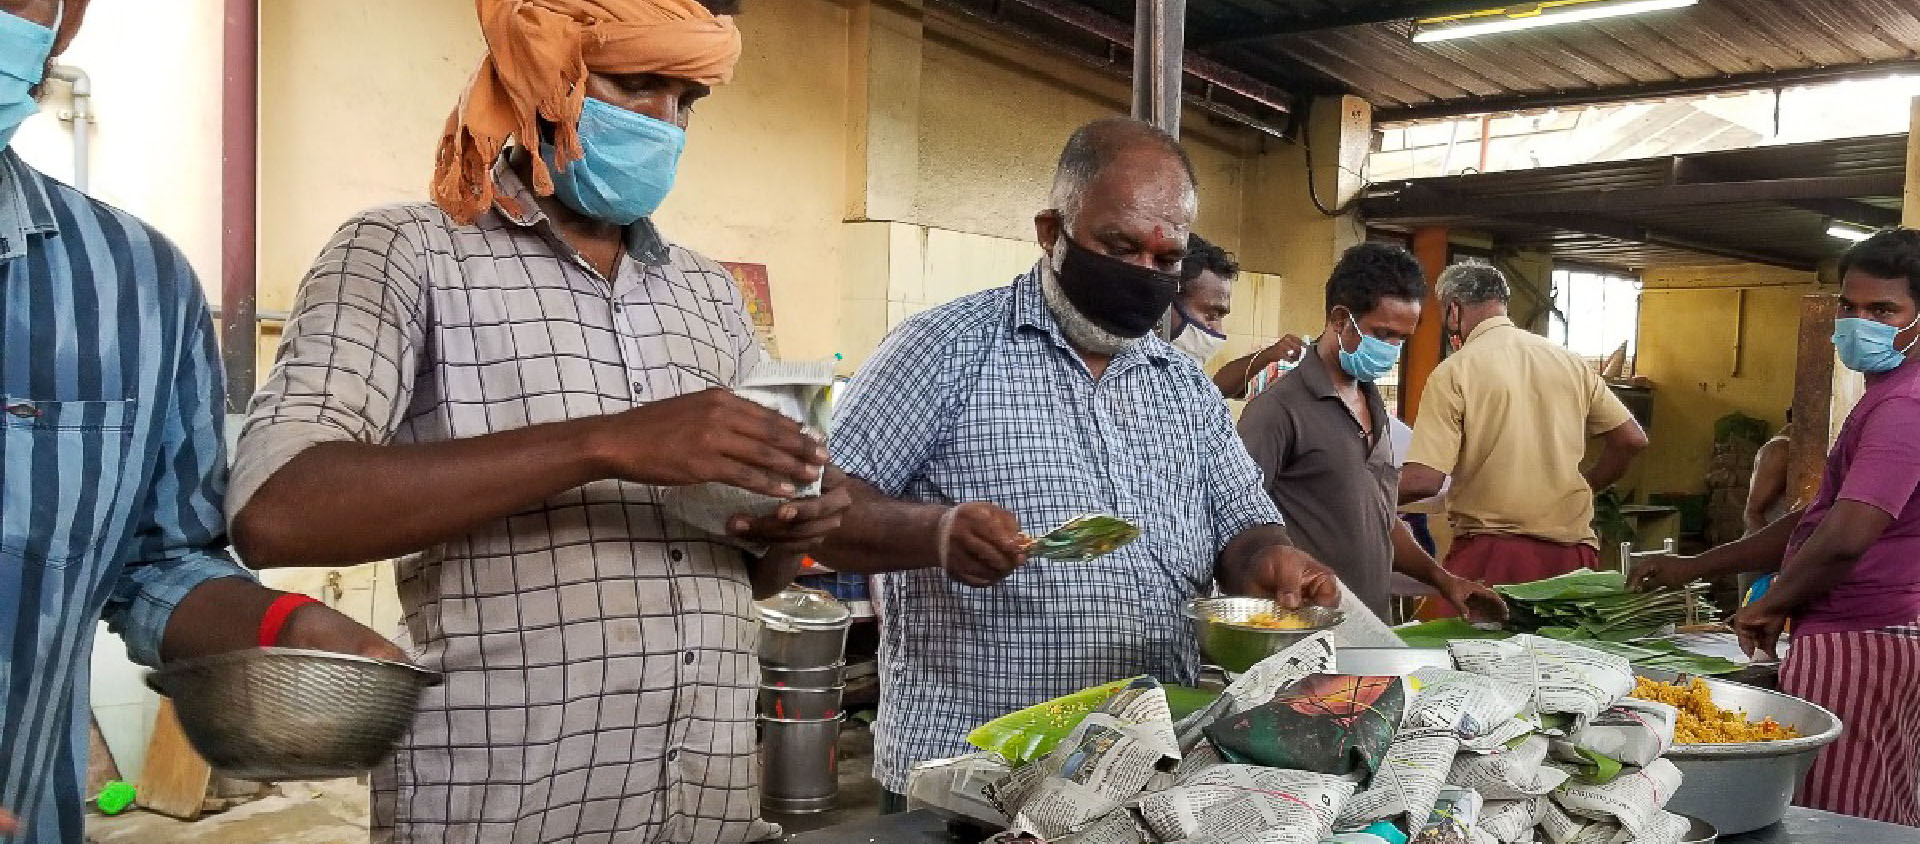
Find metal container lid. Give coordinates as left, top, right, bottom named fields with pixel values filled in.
left=756, top=587, right=851, bottom=630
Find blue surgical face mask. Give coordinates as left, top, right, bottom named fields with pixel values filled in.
left=541, top=97, right=686, bottom=226
left=1338, top=312, right=1403, bottom=383
left=0, top=5, right=57, bottom=150
left=1833, top=313, right=1920, bottom=374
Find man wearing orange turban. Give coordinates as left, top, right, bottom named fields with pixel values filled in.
left=229, top=2, right=850, bottom=841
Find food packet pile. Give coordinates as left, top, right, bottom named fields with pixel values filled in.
left=909, top=634, right=1694, bottom=844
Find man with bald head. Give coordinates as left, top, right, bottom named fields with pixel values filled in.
left=229, top=1, right=849, bottom=841
left=817, top=117, right=1342, bottom=801
left=0, top=0, right=398, bottom=837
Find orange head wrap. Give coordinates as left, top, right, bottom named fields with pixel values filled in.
left=431, top=0, right=742, bottom=224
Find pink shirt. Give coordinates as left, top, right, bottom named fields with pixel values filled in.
left=1787, top=357, right=1920, bottom=636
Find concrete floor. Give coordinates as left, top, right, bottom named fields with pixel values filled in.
left=86, top=723, right=885, bottom=843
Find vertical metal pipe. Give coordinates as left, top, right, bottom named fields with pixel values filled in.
left=1130, top=0, right=1185, bottom=137
left=221, top=0, right=258, bottom=414
left=47, top=65, right=90, bottom=191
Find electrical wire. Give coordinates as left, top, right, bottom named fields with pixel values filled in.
left=1296, top=99, right=1375, bottom=218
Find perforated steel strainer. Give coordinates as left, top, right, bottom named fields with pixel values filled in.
left=146, top=647, right=441, bottom=780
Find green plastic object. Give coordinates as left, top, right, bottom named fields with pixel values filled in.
left=96, top=780, right=136, bottom=815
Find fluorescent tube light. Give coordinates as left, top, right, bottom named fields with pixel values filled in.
left=1412, top=0, right=1698, bottom=43
left=1827, top=222, right=1873, bottom=242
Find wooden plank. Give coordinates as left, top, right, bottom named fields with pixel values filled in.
left=1786, top=295, right=1837, bottom=512
left=136, top=699, right=212, bottom=821
left=85, top=714, right=120, bottom=796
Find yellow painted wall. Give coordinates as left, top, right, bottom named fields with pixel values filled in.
left=912, top=15, right=1250, bottom=247
left=260, top=0, right=854, bottom=361
left=1632, top=264, right=1819, bottom=496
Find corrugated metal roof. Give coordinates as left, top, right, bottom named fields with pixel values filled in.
left=1359, top=133, right=1907, bottom=269
left=1073, top=0, right=1920, bottom=122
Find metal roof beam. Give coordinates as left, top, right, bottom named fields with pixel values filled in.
left=1194, top=1, right=1502, bottom=48
left=1671, top=155, right=1903, bottom=229
left=1526, top=213, right=1817, bottom=271
left=1360, top=173, right=1905, bottom=218
left=924, top=0, right=1294, bottom=137
left=986, top=0, right=1297, bottom=117
left=1375, top=59, right=1920, bottom=124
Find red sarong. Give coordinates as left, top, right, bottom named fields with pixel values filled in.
left=1780, top=625, right=1920, bottom=827
left=1424, top=534, right=1597, bottom=619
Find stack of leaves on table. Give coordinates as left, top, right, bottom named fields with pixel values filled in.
left=1396, top=571, right=1741, bottom=676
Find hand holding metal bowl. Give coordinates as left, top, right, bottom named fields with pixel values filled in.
left=146, top=647, right=441, bottom=781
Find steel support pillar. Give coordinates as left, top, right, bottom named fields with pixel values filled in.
left=1131, top=0, right=1185, bottom=137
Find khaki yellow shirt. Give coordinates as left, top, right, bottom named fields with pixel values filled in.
left=1406, top=317, right=1633, bottom=547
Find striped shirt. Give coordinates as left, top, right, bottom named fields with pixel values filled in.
left=230, top=157, right=776, bottom=844
left=830, top=267, right=1282, bottom=792
left=0, top=149, right=250, bottom=840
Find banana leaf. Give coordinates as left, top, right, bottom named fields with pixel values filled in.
left=1395, top=618, right=1513, bottom=649
left=964, top=678, right=1221, bottom=765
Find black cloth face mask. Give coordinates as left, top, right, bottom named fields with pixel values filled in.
left=1052, top=237, right=1183, bottom=338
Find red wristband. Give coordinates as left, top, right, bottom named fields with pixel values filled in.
left=258, top=593, right=321, bottom=647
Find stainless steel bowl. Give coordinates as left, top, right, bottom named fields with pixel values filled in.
left=1184, top=598, right=1345, bottom=673
left=146, top=647, right=440, bottom=781
left=1678, top=814, right=1718, bottom=844
left=1638, top=669, right=1843, bottom=835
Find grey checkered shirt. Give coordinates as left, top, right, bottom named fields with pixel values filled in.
left=830, top=268, right=1282, bottom=792
left=230, top=160, right=777, bottom=844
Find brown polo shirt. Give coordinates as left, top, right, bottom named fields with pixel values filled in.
left=1236, top=344, right=1400, bottom=617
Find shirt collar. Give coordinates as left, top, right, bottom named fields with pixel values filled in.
left=1465, top=314, right=1515, bottom=344
left=1010, top=265, right=1174, bottom=369
left=0, top=148, right=60, bottom=262
left=1297, top=343, right=1340, bottom=399
left=489, top=152, right=671, bottom=267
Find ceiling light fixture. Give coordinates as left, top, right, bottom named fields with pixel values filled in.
left=1826, top=221, right=1874, bottom=242
left=1412, top=0, right=1699, bottom=44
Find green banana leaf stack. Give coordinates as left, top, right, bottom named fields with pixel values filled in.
left=1394, top=570, right=1742, bottom=676
left=1496, top=570, right=1716, bottom=644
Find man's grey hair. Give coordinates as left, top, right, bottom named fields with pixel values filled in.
left=1435, top=263, right=1511, bottom=306
left=1048, top=117, right=1199, bottom=225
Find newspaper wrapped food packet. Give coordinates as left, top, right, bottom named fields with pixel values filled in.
left=1550, top=698, right=1676, bottom=773
left=1135, top=765, right=1355, bottom=844
left=1205, top=674, right=1408, bottom=777
left=1613, top=809, right=1689, bottom=844
left=1000, top=678, right=1180, bottom=839
left=905, top=753, right=1013, bottom=827
left=1541, top=801, right=1619, bottom=844
left=1551, top=757, right=1682, bottom=839
left=1410, top=786, right=1485, bottom=844
left=660, top=359, right=835, bottom=537
left=1176, top=631, right=1336, bottom=751
left=1337, top=725, right=1460, bottom=829
left=1406, top=667, right=1532, bottom=739
left=1448, top=636, right=1634, bottom=728
left=1476, top=797, right=1549, bottom=844
left=1449, top=734, right=1570, bottom=800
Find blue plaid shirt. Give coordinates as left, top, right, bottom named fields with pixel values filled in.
left=831, top=266, right=1281, bottom=790
left=0, top=150, right=250, bottom=839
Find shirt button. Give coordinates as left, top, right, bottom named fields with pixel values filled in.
left=612, top=302, right=624, bottom=313
left=666, top=748, right=680, bottom=762
left=632, top=381, right=645, bottom=393
left=669, top=549, right=685, bottom=562
left=683, top=650, right=696, bottom=665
